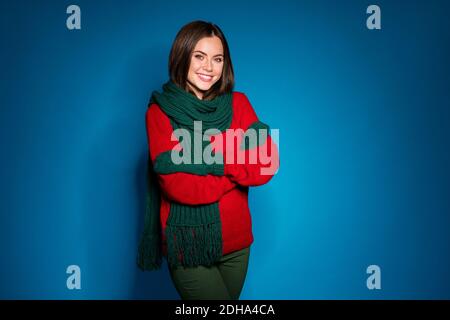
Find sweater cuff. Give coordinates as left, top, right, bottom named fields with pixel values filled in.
left=209, top=163, right=224, bottom=176
left=240, top=120, right=270, bottom=150
left=224, top=163, right=237, bottom=178
left=208, top=151, right=225, bottom=176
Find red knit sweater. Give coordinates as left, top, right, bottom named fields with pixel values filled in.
left=145, top=91, right=280, bottom=257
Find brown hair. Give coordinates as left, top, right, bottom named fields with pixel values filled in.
left=168, top=20, right=234, bottom=101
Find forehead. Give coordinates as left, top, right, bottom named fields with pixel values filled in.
left=193, top=36, right=223, bottom=54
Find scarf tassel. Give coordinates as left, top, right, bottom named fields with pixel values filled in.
left=165, top=202, right=223, bottom=268
left=137, top=234, right=162, bottom=271
left=166, top=222, right=223, bottom=268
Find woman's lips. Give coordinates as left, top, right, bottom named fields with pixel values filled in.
left=197, top=73, right=213, bottom=82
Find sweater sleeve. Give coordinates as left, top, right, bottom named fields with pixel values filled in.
left=146, top=104, right=236, bottom=205
left=222, top=93, right=280, bottom=186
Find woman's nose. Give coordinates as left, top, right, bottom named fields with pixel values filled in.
left=203, top=59, right=213, bottom=71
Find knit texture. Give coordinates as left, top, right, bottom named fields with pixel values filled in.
left=240, top=120, right=270, bottom=150
left=137, top=80, right=233, bottom=271
left=137, top=157, right=162, bottom=270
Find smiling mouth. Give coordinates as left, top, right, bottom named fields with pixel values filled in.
left=197, top=73, right=213, bottom=82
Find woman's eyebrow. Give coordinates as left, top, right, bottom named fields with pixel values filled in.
left=193, top=50, right=224, bottom=57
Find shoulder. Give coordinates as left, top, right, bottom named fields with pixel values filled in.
left=232, top=91, right=258, bottom=125
left=146, top=102, right=165, bottom=118
left=232, top=91, right=255, bottom=114
left=146, top=102, right=171, bottom=122
left=232, top=91, right=251, bottom=106
left=145, top=102, right=172, bottom=131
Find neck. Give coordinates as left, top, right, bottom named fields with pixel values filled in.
left=186, top=81, right=204, bottom=100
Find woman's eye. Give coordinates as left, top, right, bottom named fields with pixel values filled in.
left=215, top=58, right=223, bottom=63
left=195, top=55, right=204, bottom=60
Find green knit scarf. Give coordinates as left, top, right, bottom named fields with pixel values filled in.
left=137, top=80, right=233, bottom=271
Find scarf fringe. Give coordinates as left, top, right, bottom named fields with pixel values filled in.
left=137, top=233, right=162, bottom=271
left=166, top=222, right=223, bottom=268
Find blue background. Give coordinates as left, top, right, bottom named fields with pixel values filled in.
left=1, top=0, right=449, bottom=299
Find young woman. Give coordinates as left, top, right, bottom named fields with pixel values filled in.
left=137, top=20, right=279, bottom=300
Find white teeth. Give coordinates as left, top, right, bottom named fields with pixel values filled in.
left=198, top=74, right=212, bottom=81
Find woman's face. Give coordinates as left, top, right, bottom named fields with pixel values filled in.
left=186, top=36, right=224, bottom=100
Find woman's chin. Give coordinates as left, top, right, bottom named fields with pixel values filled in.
left=194, top=80, right=213, bottom=90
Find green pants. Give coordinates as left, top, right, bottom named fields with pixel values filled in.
left=168, top=246, right=251, bottom=300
